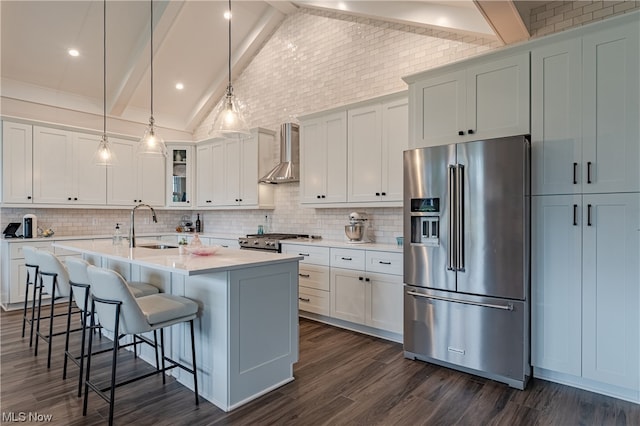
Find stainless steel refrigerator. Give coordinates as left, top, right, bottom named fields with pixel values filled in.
left=403, top=135, right=531, bottom=389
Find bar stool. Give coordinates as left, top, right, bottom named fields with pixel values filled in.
left=63, top=257, right=160, bottom=397
left=21, top=246, right=41, bottom=347
left=33, top=249, right=83, bottom=368
left=84, top=265, right=199, bottom=425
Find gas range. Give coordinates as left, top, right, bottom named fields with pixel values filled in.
left=238, top=233, right=309, bottom=252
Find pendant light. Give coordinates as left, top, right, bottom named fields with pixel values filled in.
left=138, top=0, right=167, bottom=157
left=210, top=0, right=250, bottom=138
left=93, top=0, right=117, bottom=166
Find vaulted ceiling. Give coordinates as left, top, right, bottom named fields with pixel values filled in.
left=0, top=1, right=540, bottom=134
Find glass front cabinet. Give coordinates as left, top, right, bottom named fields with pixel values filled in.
left=166, top=144, right=193, bottom=207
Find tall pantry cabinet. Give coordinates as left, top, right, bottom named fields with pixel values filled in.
left=531, top=18, right=640, bottom=401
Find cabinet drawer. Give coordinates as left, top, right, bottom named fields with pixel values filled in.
left=282, top=244, right=330, bottom=266
left=10, top=242, right=53, bottom=259
left=298, top=287, right=330, bottom=316
left=331, top=248, right=365, bottom=270
left=366, top=251, right=403, bottom=275
left=298, top=264, right=330, bottom=291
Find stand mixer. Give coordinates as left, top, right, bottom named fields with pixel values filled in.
left=344, top=212, right=368, bottom=242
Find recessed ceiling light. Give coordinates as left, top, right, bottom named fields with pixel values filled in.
left=175, top=82, right=184, bottom=90
left=224, top=10, right=232, bottom=20
left=68, top=48, right=80, bottom=57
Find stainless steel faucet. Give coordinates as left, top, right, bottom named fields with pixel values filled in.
left=130, top=203, right=158, bottom=248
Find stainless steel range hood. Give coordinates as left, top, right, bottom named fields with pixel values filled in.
left=259, top=122, right=299, bottom=184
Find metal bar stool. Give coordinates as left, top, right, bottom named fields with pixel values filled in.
left=83, top=266, right=199, bottom=426
left=63, top=257, right=160, bottom=397
left=33, top=250, right=82, bottom=368
left=21, top=246, right=41, bottom=347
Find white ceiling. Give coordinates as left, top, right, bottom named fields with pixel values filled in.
left=0, top=1, right=538, bottom=134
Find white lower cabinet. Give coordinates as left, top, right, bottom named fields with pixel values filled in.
left=330, top=248, right=403, bottom=334
left=282, top=244, right=330, bottom=316
left=532, top=193, right=640, bottom=397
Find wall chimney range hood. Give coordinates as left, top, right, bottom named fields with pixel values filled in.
left=259, top=122, right=299, bottom=184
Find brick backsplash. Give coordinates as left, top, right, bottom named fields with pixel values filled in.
left=528, top=1, right=639, bottom=38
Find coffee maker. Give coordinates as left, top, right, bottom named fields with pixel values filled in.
left=22, top=214, right=37, bottom=238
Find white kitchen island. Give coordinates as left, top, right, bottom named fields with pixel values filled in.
left=52, top=240, right=302, bottom=412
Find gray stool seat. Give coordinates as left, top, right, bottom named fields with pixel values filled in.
left=63, top=257, right=160, bottom=397
left=83, top=266, right=199, bottom=425
left=127, top=281, right=161, bottom=298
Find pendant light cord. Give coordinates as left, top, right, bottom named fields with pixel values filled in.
left=150, top=0, right=154, bottom=119
left=103, top=0, right=107, bottom=135
left=228, top=0, right=232, bottom=90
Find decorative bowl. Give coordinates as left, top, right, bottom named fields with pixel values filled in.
left=184, top=245, right=219, bottom=256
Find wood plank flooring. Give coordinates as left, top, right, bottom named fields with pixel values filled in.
left=1, top=308, right=638, bottom=425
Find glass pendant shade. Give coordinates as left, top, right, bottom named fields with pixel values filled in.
left=210, top=86, right=250, bottom=137
left=138, top=116, right=167, bottom=156
left=210, top=0, right=250, bottom=139
left=93, top=134, right=117, bottom=166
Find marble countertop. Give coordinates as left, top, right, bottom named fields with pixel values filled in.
left=52, top=239, right=302, bottom=276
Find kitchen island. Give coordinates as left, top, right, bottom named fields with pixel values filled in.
left=52, top=240, right=302, bottom=412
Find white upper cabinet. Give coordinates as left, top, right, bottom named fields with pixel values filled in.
left=1, top=121, right=33, bottom=204
left=166, top=145, right=193, bottom=207
left=300, top=111, right=348, bottom=204
left=195, top=128, right=274, bottom=209
left=532, top=20, right=639, bottom=195
left=407, top=52, right=530, bottom=148
left=107, top=138, right=165, bottom=206
left=33, top=127, right=106, bottom=205
left=582, top=22, right=639, bottom=194
left=347, top=95, right=408, bottom=204
left=531, top=39, right=582, bottom=196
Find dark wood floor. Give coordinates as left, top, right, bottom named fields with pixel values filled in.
left=1, top=308, right=638, bottom=425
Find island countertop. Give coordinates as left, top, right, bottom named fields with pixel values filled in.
left=52, top=239, right=303, bottom=276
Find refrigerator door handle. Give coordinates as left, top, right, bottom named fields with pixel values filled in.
left=456, top=164, right=465, bottom=271
left=448, top=165, right=456, bottom=271
left=406, top=291, right=514, bottom=311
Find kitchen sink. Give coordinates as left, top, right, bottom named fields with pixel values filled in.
left=138, top=243, right=178, bottom=250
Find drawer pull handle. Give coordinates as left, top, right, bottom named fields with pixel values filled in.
left=378, top=261, right=392, bottom=265
left=573, top=162, right=578, bottom=184
left=299, top=273, right=310, bottom=278
left=341, top=257, right=352, bottom=261
left=299, top=297, right=310, bottom=302
left=299, top=253, right=310, bottom=256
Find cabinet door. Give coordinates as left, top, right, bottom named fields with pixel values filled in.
left=348, top=104, right=382, bottom=202
left=412, top=70, right=466, bottom=148
left=582, top=193, right=639, bottom=390
left=196, top=144, right=214, bottom=207
left=467, top=53, right=530, bottom=141
left=107, top=139, right=137, bottom=205
left=2, top=121, right=33, bottom=203
left=33, top=126, right=74, bottom=204
left=300, top=111, right=347, bottom=204
left=531, top=195, right=582, bottom=376
left=582, top=22, right=640, bottom=193
left=74, top=133, right=107, bottom=205
left=137, top=154, right=165, bottom=206
left=167, top=145, right=192, bottom=207
left=239, top=136, right=259, bottom=206
left=330, top=267, right=365, bottom=324
left=210, top=141, right=227, bottom=206
left=367, top=272, right=403, bottom=334
left=222, top=139, right=241, bottom=205
left=381, top=97, right=408, bottom=201
left=531, top=39, right=582, bottom=196
left=300, top=117, right=325, bottom=203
